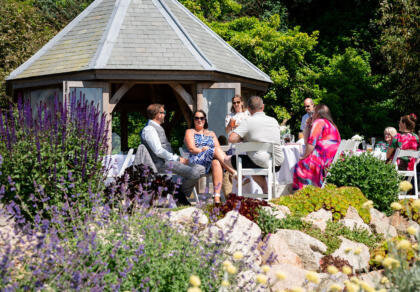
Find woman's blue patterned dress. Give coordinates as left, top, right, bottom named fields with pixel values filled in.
left=188, top=133, right=215, bottom=173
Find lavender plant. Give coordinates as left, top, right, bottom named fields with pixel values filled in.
left=0, top=92, right=108, bottom=222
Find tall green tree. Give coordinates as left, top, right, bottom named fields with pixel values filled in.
left=377, top=0, right=420, bottom=113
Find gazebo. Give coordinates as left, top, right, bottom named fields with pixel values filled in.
left=6, top=0, right=272, bottom=152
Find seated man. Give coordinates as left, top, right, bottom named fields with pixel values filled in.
left=226, top=96, right=284, bottom=193
left=141, top=104, right=205, bottom=205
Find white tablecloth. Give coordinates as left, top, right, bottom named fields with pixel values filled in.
left=354, top=149, right=386, bottom=160
left=103, top=154, right=135, bottom=177
left=231, top=144, right=303, bottom=195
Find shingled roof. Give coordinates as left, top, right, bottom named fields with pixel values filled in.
left=7, top=0, right=271, bottom=83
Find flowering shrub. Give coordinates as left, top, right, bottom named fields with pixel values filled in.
left=271, top=185, right=371, bottom=222
left=326, top=153, right=401, bottom=215
left=0, top=95, right=108, bottom=222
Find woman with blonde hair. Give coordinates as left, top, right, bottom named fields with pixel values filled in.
left=375, top=127, right=397, bottom=152
left=225, top=94, right=249, bottom=135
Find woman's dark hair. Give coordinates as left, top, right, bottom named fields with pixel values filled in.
left=314, top=104, right=336, bottom=127
left=192, top=109, right=208, bottom=129
left=401, top=113, right=417, bottom=132
left=230, top=94, right=245, bottom=113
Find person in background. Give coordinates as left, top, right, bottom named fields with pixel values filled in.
left=293, top=104, right=341, bottom=190
left=184, top=110, right=236, bottom=204
left=141, top=104, right=205, bottom=206
left=375, top=127, right=397, bottom=152
left=227, top=96, right=284, bottom=193
left=225, top=94, right=250, bottom=135
left=299, top=98, right=315, bottom=140
left=386, top=113, right=419, bottom=170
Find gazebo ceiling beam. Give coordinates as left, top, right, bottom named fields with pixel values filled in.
left=109, top=82, right=135, bottom=112
left=169, top=83, right=193, bottom=111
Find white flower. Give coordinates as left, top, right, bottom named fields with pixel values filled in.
left=351, top=134, right=364, bottom=141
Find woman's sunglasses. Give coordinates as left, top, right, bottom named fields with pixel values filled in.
left=233, top=101, right=241, bottom=105
left=194, top=116, right=206, bottom=121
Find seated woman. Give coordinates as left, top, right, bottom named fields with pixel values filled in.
left=225, top=94, right=249, bottom=135
left=293, top=104, right=341, bottom=190
left=184, top=110, right=236, bottom=203
left=386, top=113, right=419, bottom=170
left=375, top=127, right=397, bottom=152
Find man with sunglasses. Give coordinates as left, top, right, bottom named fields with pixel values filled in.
left=140, top=104, right=205, bottom=205
left=299, top=98, right=315, bottom=140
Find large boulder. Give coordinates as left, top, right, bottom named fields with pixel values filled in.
left=169, top=207, right=208, bottom=226
left=267, top=264, right=309, bottom=291
left=260, top=206, right=286, bottom=220
left=261, top=233, right=303, bottom=267
left=389, top=212, right=410, bottom=233
left=274, top=229, right=327, bottom=270
left=318, top=272, right=348, bottom=291
left=369, top=208, right=397, bottom=239
left=344, top=206, right=364, bottom=221
left=332, top=237, right=370, bottom=272
left=203, top=211, right=262, bottom=265
left=302, top=209, right=332, bottom=232
left=358, top=270, right=383, bottom=288
left=338, top=218, right=372, bottom=234
left=269, top=204, right=291, bottom=216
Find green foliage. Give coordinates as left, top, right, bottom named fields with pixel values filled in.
left=377, top=0, right=420, bottom=112
left=271, top=185, right=371, bottom=222
left=319, top=47, right=395, bottom=138
left=326, top=153, right=401, bottom=215
left=179, top=0, right=242, bottom=21
left=257, top=209, right=381, bottom=255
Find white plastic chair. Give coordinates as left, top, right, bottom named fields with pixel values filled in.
left=391, top=148, right=420, bottom=199
left=233, top=142, right=277, bottom=200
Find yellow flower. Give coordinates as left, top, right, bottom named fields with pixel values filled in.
left=374, top=254, right=384, bottom=263
left=327, top=265, right=339, bottom=274
left=328, top=283, right=342, bottom=291
left=233, top=251, right=243, bottom=261
left=354, top=247, right=362, bottom=255
left=256, top=274, right=268, bottom=285
left=261, top=265, right=270, bottom=273
left=189, top=275, right=201, bottom=287
left=226, top=265, right=237, bottom=275
left=359, top=280, right=375, bottom=292
left=391, top=202, right=403, bottom=211
left=187, top=288, right=201, bottom=292
left=306, top=271, right=320, bottom=284
left=380, top=276, right=389, bottom=284
left=399, top=181, right=413, bottom=192
left=342, top=265, right=352, bottom=275
left=397, top=239, right=411, bottom=250
left=350, top=276, right=360, bottom=284
left=222, top=260, right=232, bottom=268
left=344, top=247, right=352, bottom=253
left=407, top=226, right=418, bottom=235
left=344, top=281, right=359, bottom=292
left=413, top=243, right=419, bottom=250
left=362, top=200, right=373, bottom=209
left=275, top=271, right=286, bottom=281
left=382, top=257, right=400, bottom=269
left=413, top=199, right=420, bottom=210
left=221, top=280, right=229, bottom=287
left=290, top=288, right=305, bottom=292
left=378, top=289, right=387, bottom=292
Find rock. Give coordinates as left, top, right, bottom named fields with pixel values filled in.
left=358, top=270, right=383, bottom=287
left=318, top=272, right=348, bottom=292
left=339, top=218, right=372, bottom=234
left=331, top=237, right=370, bottom=272
left=274, top=229, right=327, bottom=270
left=213, top=211, right=262, bottom=264
left=302, top=209, right=332, bottom=232
left=344, top=206, right=363, bottom=221
left=267, top=264, right=308, bottom=291
left=269, top=204, right=291, bottom=216
left=235, top=270, right=260, bottom=292
left=169, top=207, right=208, bottom=225
left=260, top=206, right=287, bottom=220
left=261, top=233, right=303, bottom=268
left=389, top=212, right=410, bottom=233
left=369, top=208, right=397, bottom=239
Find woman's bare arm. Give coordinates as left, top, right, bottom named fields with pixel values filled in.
left=184, top=129, right=202, bottom=154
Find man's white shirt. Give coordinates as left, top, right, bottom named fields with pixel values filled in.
left=141, top=120, right=179, bottom=161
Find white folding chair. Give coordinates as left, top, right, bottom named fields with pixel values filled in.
left=391, top=148, right=420, bottom=199
left=233, top=142, right=277, bottom=200
left=117, top=148, right=134, bottom=177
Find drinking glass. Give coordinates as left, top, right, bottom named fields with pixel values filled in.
left=371, top=137, right=376, bottom=147
left=361, top=141, right=366, bottom=150
left=366, top=144, right=373, bottom=152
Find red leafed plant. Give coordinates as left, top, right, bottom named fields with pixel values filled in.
left=218, top=193, right=269, bottom=223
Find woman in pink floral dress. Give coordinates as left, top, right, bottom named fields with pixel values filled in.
left=293, top=104, right=341, bottom=190
left=386, top=113, right=419, bottom=170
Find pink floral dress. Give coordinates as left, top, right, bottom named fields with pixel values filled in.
left=293, top=118, right=341, bottom=190
left=389, top=133, right=419, bottom=170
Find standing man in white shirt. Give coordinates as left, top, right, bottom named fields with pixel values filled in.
left=227, top=96, right=284, bottom=193
left=141, top=104, right=205, bottom=205
left=299, top=98, right=314, bottom=140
